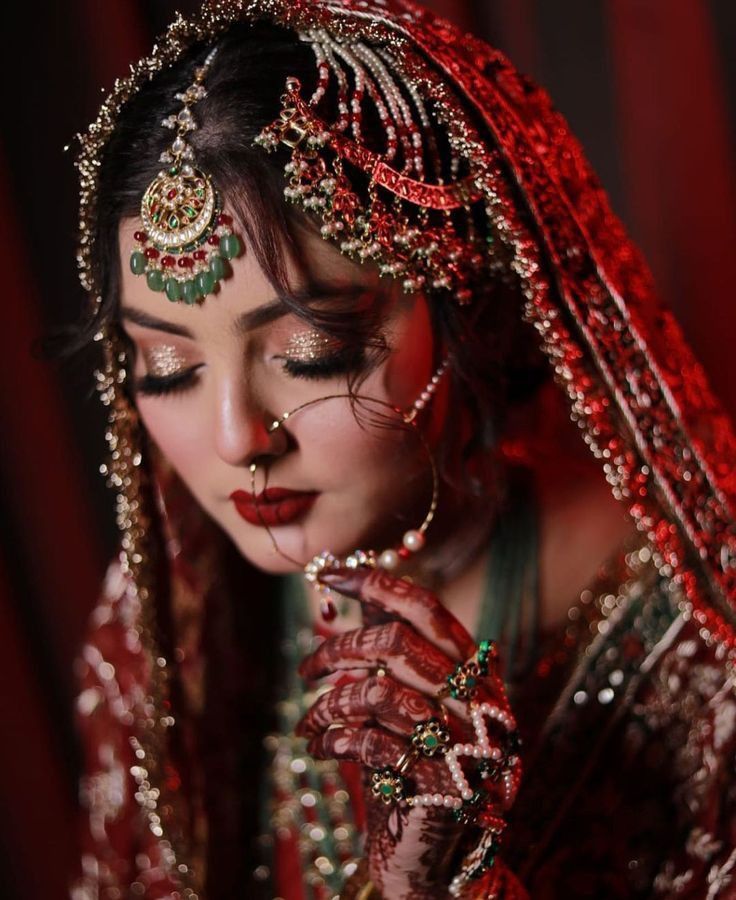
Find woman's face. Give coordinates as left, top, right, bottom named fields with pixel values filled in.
left=118, top=219, right=449, bottom=573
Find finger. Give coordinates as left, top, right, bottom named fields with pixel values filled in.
left=298, top=621, right=455, bottom=696
left=307, top=726, right=456, bottom=796
left=319, top=566, right=475, bottom=661
left=307, top=724, right=403, bottom=765
left=295, top=675, right=437, bottom=739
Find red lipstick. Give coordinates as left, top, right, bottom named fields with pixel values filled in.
left=230, top=487, right=318, bottom=527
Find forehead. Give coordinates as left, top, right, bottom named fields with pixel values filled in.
left=117, top=217, right=383, bottom=333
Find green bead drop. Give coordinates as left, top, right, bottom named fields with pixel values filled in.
left=210, top=254, right=226, bottom=280
left=220, top=233, right=241, bottom=260
left=130, top=251, right=146, bottom=275
left=146, top=269, right=165, bottom=292
left=165, top=278, right=182, bottom=302
left=182, top=280, right=198, bottom=305
left=196, top=270, right=215, bottom=296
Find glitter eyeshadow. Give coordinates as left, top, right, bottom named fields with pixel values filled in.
left=145, top=345, right=187, bottom=377
left=282, top=331, right=344, bottom=361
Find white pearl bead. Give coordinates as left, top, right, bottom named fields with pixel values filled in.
left=491, top=747, right=502, bottom=760
left=463, top=743, right=475, bottom=755
left=473, top=747, right=482, bottom=758
left=461, top=788, right=473, bottom=801
left=378, top=549, right=399, bottom=570
left=402, top=530, right=425, bottom=552
left=433, top=793, right=444, bottom=806
left=443, top=796, right=455, bottom=808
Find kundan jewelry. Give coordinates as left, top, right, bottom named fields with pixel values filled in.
left=373, top=696, right=521, bottom=817
left=129, top=47, right=242, bottom=304
left=437, top=639, right=499, bottom=702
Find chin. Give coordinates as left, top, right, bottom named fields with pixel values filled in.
left=229, top=518, right=371, bottom=575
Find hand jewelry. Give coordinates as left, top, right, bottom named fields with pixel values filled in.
left=437, top=639, right=498, bottom=701
left=369, top=698, right=520, bottom=823
left=410, top=717, right=450, bottom=757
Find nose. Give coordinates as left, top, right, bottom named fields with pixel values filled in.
left=212, top=376, right=288, bottom=468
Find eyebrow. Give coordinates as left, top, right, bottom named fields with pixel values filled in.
left=119, top=283, right=375, bottom=338
left=119, top=297, right=289, bottom=338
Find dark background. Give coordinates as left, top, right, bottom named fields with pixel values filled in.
left=1, top=1, right=734, bottom=897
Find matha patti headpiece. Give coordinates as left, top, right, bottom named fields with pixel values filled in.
left=254, top=28, right=509, bottom=306
left=129, top=47, right=242, bottom=304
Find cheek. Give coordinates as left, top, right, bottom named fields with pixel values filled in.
left=137, top=399, right=211, bottom=484
left=290, top=393, right=424, bottom=491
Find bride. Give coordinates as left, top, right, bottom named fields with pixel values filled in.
left=70, top=2, right=736, bottom=897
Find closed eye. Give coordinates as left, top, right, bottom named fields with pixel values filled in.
left=276, top=347, right=366, bottom=380
left=134, top=365, right=203, bottom=397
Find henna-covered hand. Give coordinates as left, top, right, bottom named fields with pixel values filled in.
left=296, top=567, right=521, bottom=899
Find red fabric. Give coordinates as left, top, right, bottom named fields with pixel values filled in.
left=4, top=0, right=735, bottom=895
left=606, top=0, right=736, bottom=416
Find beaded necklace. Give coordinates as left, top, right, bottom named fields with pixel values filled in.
left=255, top=575, right=363, bottom=899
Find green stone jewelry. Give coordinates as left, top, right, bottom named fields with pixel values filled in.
left=411, top=717, right=450, bottom=757
left=129, top=46, right=242, bottom=304
left=370, top=766, right=407, bottom=805
left=439, top=639, right=498, bottom=702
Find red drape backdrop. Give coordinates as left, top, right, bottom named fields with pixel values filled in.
left=1, top=2, right=733, bottom=897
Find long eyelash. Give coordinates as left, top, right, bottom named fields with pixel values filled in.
left=134, top=368, right=201, bottom=397
left=280, top=348, right=366, bottom=380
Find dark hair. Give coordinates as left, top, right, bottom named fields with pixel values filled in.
left=88, top=20, right=547, bottom=496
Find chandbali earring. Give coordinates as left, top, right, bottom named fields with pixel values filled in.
left=129, top=46, right=243, bottom=305
left=248, top=357, right=450, bottom=621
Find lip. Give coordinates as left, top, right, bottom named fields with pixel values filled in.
left=229, top=487, right=319, bottom=527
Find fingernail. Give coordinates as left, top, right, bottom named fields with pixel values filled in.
left=317, top=566, right=370, bottom=596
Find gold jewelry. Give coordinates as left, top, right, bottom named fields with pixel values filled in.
left=410, top=717, right=450, bottom=757
left=129, top=47, right=242, bottom=304
left=370, top=765, right=409, bottom=805
left=437, top=640, right=498, bottom=702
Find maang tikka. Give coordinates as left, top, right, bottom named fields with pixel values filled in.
left=129, top=47, right=242, bottom=305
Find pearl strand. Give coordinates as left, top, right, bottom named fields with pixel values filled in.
left=403, top=356, right=450, bottom=421
left=404, top=700, right=520, bottom=812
